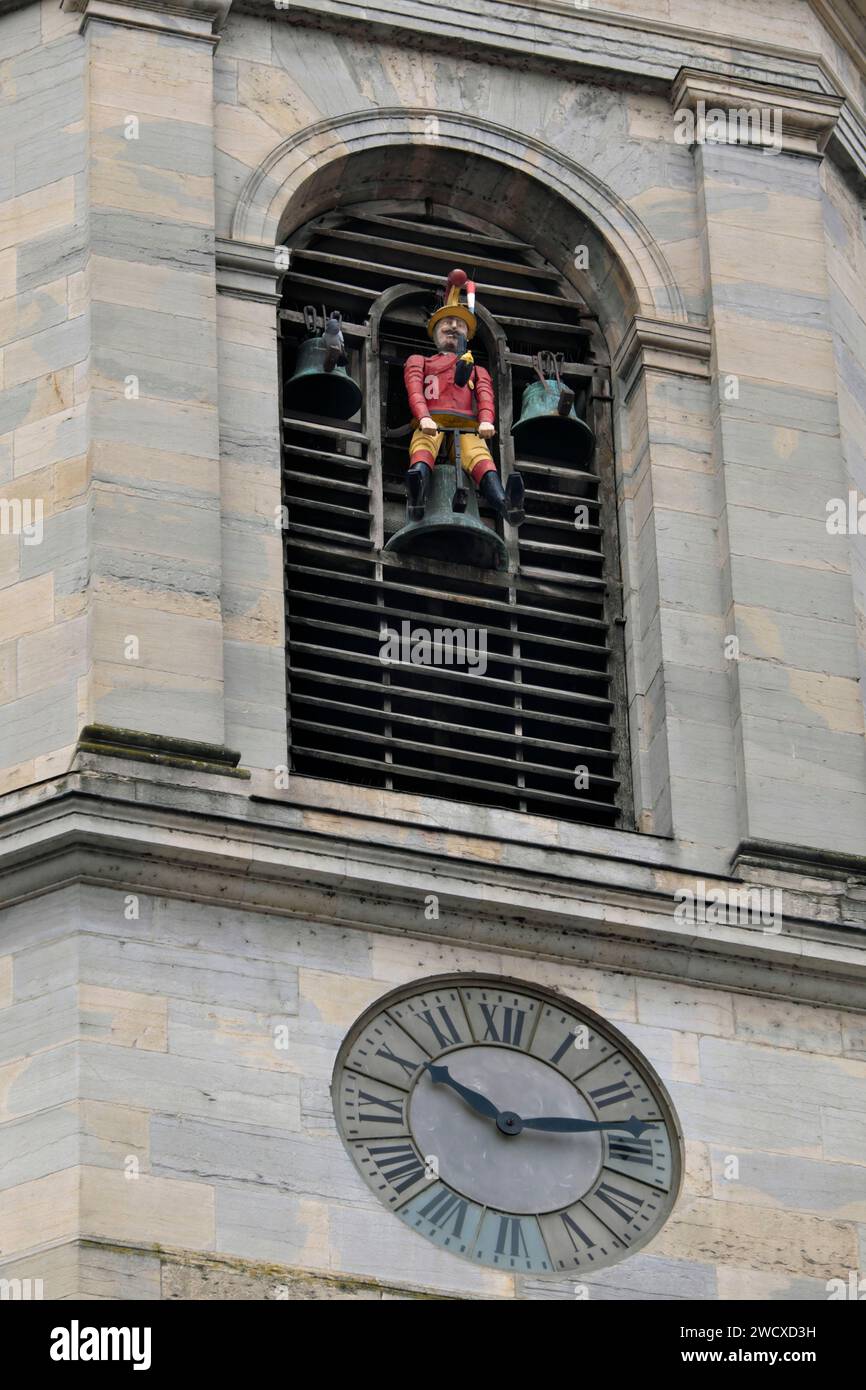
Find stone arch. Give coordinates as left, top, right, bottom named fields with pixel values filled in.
left=229, top=107, right=687, bottom=356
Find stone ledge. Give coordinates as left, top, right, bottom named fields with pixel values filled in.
left=74, top=725, right=250, bottom=779
left=0, top=1238, right=455, bottom=1300
left=732, top=839, right=866, bottom=888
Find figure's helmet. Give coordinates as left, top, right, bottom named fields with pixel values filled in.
left=427, top=269, right=477, bottom=341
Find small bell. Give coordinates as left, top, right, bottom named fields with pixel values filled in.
left=284, top=306, right=362, bottom=421
left=512, top=351, right=596, bottom=465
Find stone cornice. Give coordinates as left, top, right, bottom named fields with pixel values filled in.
left=215, top=236, right=287, bottom=304
left=236, top=0, right=832, bottom=94
left=672, top=68, right=844, bottom=158
left=60, top=0, right=232, bottom=41
left=613, top=316, right=712, bottom=400
left=2, top=0, right=864, bottom=182
left=0, top=767, right=863, bottom=1010
left=233, top=0, right=866, bottom=189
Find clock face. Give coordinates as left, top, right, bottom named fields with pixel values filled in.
left=332, top=974, right=683, bottom=1277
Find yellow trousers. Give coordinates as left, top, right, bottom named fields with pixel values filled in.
left=409, top=427, right=495, bottom=482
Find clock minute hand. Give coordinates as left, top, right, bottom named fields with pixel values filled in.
left=426, top=1062, right=501, bottom=1122
left=521, top=1114, right=658, bottom=1139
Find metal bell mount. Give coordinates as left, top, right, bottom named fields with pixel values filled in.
left=284, top=305, right=363, bottom=420
left=512, top=351, right=596, bottom=466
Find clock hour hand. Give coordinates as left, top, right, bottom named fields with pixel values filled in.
left=521, top=1114, right=657, bottom=1139
left=425, top=1062, right=501, bottom=1122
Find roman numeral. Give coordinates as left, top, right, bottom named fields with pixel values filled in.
left=608, top=1137, right=654, bottom=1165
left=494, top=1216, right=530, bottom=1259
left=366, top=1142, right=426, bottom=1193
left=375, top=1044, right=420, bottom=1080
left=418, top=1005, right=463, bottom=1050
left=418, top=1187, right=470, bottom=1238
left=479, top=1003, right=527, bottom=1047
left=595, top=1182, right=644, bottom=1223
left=559, top=1211, right=596, bottom=1254
left=549, top=1032, right=576, bottom=1065
left=588, top=1079, right=634, bottom=1108
left=357, top=1089, right=403, bottom=1124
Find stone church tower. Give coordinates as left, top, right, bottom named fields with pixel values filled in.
left=1, top=0, right=865, bottom=1301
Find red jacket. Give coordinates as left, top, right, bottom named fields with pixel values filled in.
left=404, top=353, right=496, bottom=427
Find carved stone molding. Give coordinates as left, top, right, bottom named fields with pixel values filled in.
left=732, top=838, right=866, bottom=889
left=215, top=236, right=287, bottom=304
left=671, top=68, right=844, bottom=158
left=74, top=724, right=250, bottom=779
left=60, top=0, right=233, bottom=42
left=613, top=316, right=712, bottom=400
left=0, top=770, right=863, bottom=1007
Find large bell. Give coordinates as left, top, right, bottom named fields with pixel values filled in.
left=512, top=352, right=596, bottom=468
left=284, top=309, right=362, bottom=421
left=386, top=462, right=507, bottom=571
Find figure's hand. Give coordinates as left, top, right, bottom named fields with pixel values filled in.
left=426, top=1062, right=501, bottom=1122
left=478, top=422, right=495, bottom=438
left=419, top=416, right=438, bottom=436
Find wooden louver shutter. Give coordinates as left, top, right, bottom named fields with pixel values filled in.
left=280, top=206, right=631, bottom=828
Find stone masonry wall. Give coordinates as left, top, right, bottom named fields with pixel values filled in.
left=1, top=885, right=864, bottom=1300
left=0, top=2, right=89, bottom=796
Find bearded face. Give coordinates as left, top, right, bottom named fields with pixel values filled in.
left=433, top=315, right=467, bottom=354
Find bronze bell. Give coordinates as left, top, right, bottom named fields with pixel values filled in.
left=284, top=306, right=362, bottom=421
left=512, top=351, right=595, bottom=466
left=385, top=432, right=507, bottom=571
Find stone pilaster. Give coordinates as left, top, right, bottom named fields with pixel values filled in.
left=215, top=237, right=287, bottom=773
left=64, top=0, right=231, bottom=743
left=673, top=68, right=866, bottom=855
left=613, top=318, right=741, bottom=851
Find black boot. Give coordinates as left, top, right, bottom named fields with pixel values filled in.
left=406, top=461, right=431, bottom=521
left=479, top=470, right=525, bottom=526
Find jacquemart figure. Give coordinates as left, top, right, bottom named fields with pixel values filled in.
left=402, top=269, right=525, bottom=525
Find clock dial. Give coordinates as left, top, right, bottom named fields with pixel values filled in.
left=332, top=974, right=683, bottom=1277
left=351, top=1137, right=435, bottom=1207
left=344, top=1012, right=430, bottom=1089
left=574, top=1054, right=662, bottom=1125
left=582, top=1168, right=666, bottom=1246
left=398, top=1182, right=485, bottom=1258
left=460, top=986, right=540, bottom=1049
left=338, top=1072, right=409, bottom=1138
left=388, top=986, right=472, bottom=1053
left=408, top=1046, right=602, bottom=1212
left=539, top=1200, right=628, bottom=1271
left=530, top=1003, right=616, bottom=1079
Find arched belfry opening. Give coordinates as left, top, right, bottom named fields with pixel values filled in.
left=278, top=185, right=632, bottom=828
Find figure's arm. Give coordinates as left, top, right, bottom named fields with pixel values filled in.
left=403, top=355, right=429, bottom=422
left=475, top=365, right=496, bottom=430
